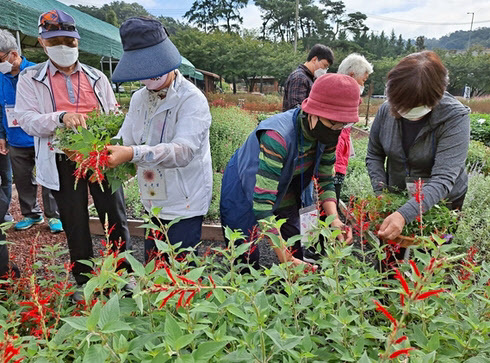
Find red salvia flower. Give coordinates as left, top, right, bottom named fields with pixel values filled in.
left=373, top=300, right=397, bottom=327
left=389, top=347, right=415, bottom=359
left=394, top=336, right=408, bottom=344
left=394, top=268, right=411, bottom=296
left=409, top=260, right=421, bottom=277
left=400, top=293, right=405, bottom=307
left=415, top=289, right=446, bottom=300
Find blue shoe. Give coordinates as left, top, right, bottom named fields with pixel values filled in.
left=48, top=218, right=63, bottom=233
left=14, top=216, right=44, bottom=230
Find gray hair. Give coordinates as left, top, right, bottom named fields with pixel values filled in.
left=338, top=53, right=373, bottom=78
left=0, top=29, right=19, bottom=54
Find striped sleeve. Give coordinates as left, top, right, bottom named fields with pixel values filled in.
left=317, top=149, right=337, bottom=203
left=253, top=130, right=287, bottom=220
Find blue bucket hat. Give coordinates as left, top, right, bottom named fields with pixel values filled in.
left=112, top=17, right=182, bottom=83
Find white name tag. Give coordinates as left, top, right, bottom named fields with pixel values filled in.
left=5, top=105, right=20, bottom=128
left=137, top=167, right=167, bottom=200
left=299, top=204, right=319, bottom=243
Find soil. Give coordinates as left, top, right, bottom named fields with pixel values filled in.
left=6, top=185, right=278, bottom=274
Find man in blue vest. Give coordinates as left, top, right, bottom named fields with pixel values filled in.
left=221, top=74, right=360, bottom=268
left=0, top=29, right=62, bottom=233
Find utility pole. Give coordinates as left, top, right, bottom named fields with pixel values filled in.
left=294, top=0, right=299, bottom=52
left=467, top=12, right=474, bottom=51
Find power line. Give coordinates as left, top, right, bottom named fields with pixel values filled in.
left=365, top=14, right=490, bottom=26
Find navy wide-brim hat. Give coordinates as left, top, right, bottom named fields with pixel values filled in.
left=112, top=17, right=182, bottom=83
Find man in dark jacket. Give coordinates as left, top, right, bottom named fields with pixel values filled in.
left=282, top=44, right=334, bottom=111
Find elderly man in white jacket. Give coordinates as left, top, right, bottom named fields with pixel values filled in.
left=15, top=10, right=131, bottom=289
left=108, top=17, right=212, bottom=263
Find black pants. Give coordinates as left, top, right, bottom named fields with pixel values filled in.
left=145, top=215, right=203, bottom=264
left=51, top=155, right=131, bottom=285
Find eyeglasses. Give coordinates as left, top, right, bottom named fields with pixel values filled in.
left=40, top=21, right=76, bottom=32
left=0, top=52, right=10, bottom=63
left=319, top=117, right=354, bottom=130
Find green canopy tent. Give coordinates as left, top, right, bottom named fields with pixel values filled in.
left=0, top=0, right=122, bottom=58
left=0, top=0, right=203, bottom=83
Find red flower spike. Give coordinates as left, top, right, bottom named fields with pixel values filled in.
left=389, top=347, right=415, bottom=359
left=177, top=291, right=186, bottom=308
left=373, top=300, right=397, bottom=327
left=206, top=291, right=213, bottom=299
left=415, top=289, right=446, bottom=300
left=426, top=257, right=436, bottom=271
left=394, top=268, right=411, bottom=295
left=409, top=260, right=421, bottom=277
left=185, top=290, right=198, bottom=306
left=400, top=293, right=405, bottom=307
left=164, top=266, right=177, bottom=284
left=208, top=275, right=216, bottom=288
left=394, top=336, right=408, bottom=344
left=177, top=276, right=197, bottom=285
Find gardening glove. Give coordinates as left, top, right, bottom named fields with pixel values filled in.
left=378, top=211, right=405, bottom=240
left=107, top=145, right=134, bottom=168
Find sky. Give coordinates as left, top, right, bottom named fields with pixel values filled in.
left=59, top=0, right=490, bottom=40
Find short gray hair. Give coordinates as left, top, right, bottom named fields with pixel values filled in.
left=0, top=29, right=19, bottom=54
left=338, top=53, right=373, bottom=78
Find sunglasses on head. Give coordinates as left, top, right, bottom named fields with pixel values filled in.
left=40, top=21, right=76, bottom=32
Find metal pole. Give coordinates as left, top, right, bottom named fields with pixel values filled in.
left=294, top=0, right=299, bottom=52
left=16, top=31, right=21, bottom=56
left=467, top=12, right=474, bottom=51
left=109, top=57, right=113, bottom=81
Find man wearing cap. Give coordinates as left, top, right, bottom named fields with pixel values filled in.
left=220, top=74, right=359, bottom=267
left=15, top=10, right=131, bottom=287
left=0, top=29, right=63, bottom=233
left=106, top=17, right=212, bottom=263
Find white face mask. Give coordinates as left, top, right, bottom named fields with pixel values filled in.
left=142, top=73, right=169, bottom=91
left=45, top=45, right=79, bottom=68
left=359, top=85, right=365, bottom=95
left=0, top=52, right=13, bottom=74
left=314, top=67, right=327, bottom=79
left=399, top=105, right=432, bottom=121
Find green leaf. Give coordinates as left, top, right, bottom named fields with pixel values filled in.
left=193, top=341, right=227, bottom=362
left=61, top=317, right=89, bottom=331
left=185, top=266, right=206, bottom=281
left=427, top=332, right=440, bottom=352
left=52, top=323, right=77, bottom=345
left=125, top=253, right=145, bottom=277
left=165, top=314, right=182, bottom=348
left=84, top=278, right=99, bottom=301
left=227, top=306, right=248, bottom=321
left=358, top=351, right=372, bottom=363
left=100, top=320, right=133, bottom=333
left=175, top=334, right=198, bottom=351
left=86, top=301, right=102, bottom=331
left=83, top=344, right=108, bottom=363
left=99, top=294, right=120, bottom=329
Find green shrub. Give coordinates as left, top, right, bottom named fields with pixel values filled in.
left=470, top=113, right=490, bottom=146
left=206, top=172, right=223, bottom=222
left=209, top=106, right=257, bottom=172
left=454, top=173, right=490, bottom=263
left=466, top=140, right=490, bottom=175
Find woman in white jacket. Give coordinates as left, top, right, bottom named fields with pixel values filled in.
left=108, top=17, right=212, bottom=263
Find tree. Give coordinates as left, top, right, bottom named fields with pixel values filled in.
left=184, top=0, right=220, bottom=33
left=415, top=36, right=426, bottom=51
left=184, top=0, right=249, bottom=33
left=105, top=9, right=118, bottom=27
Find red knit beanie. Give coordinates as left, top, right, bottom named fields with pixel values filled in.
left=301, top=73, right=360, bottom=123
